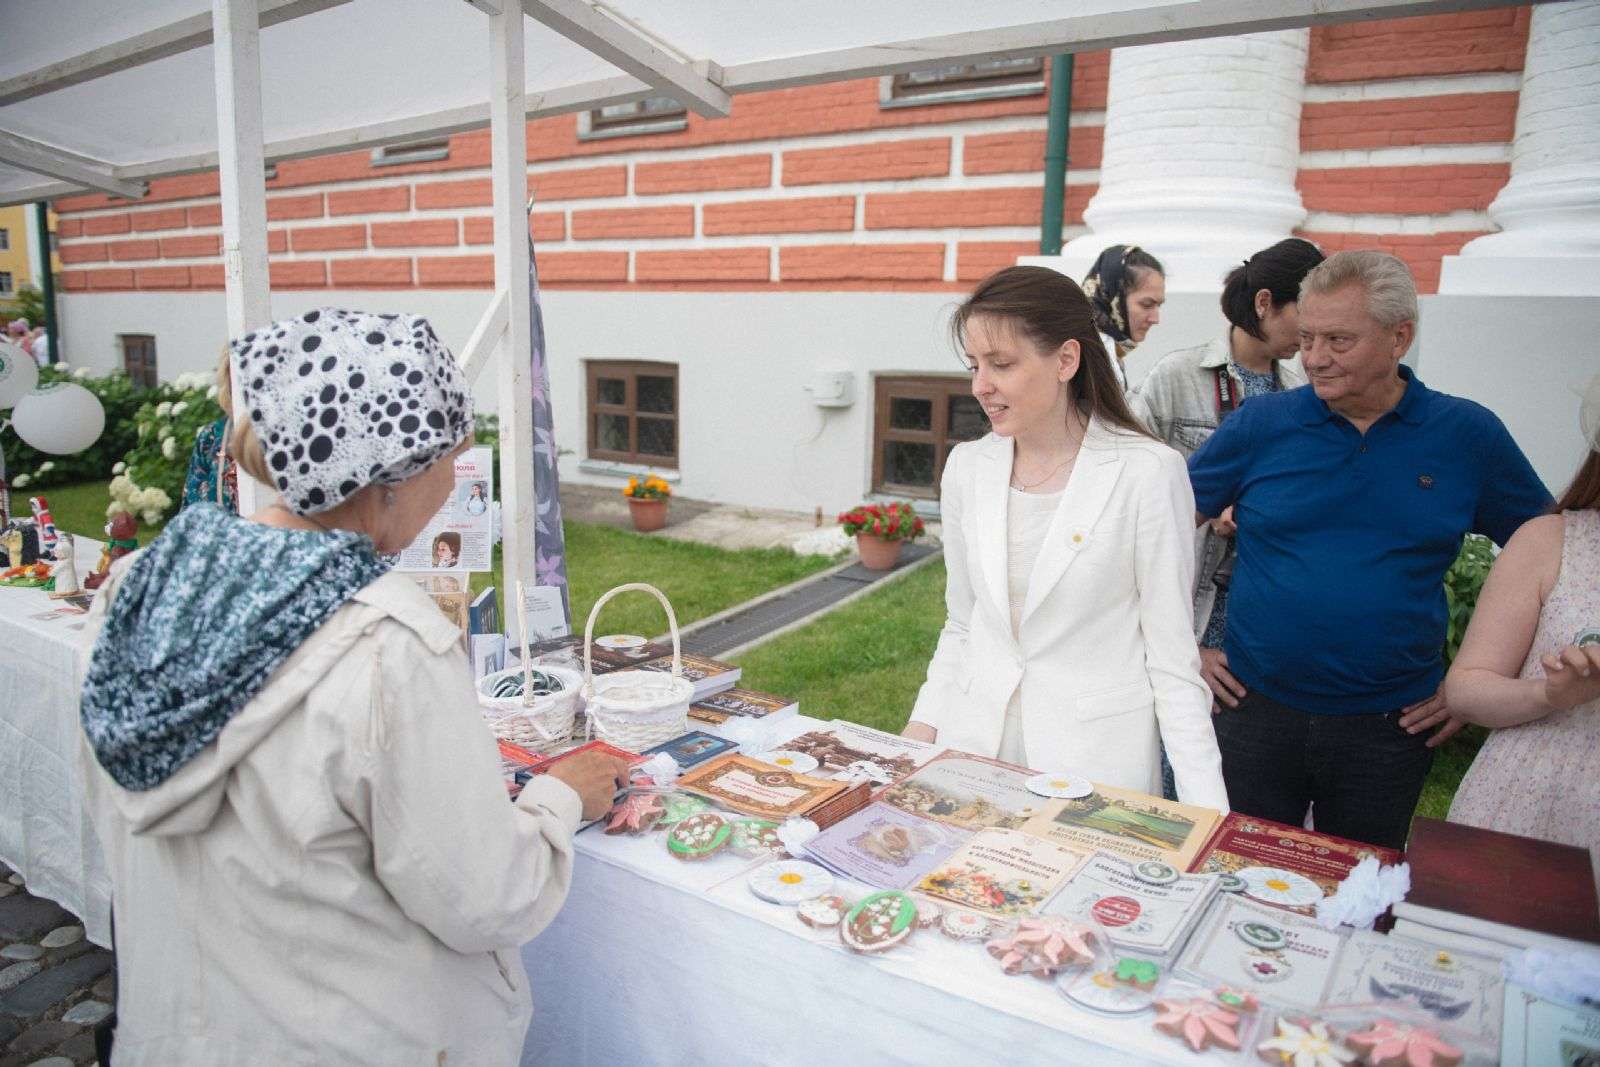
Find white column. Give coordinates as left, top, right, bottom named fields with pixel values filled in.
left=1038, top=30, right=1309, bottom=291
left=1440, top=0, right=1600, bottom=295
left=489, top=3, right=535, bottom=607
left=212, top=0, right=270, bottom=514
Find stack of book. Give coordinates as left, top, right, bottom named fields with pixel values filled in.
left=1390, top=817, right=1600, bottom=959
left=636, top=651, right=741, bottom=700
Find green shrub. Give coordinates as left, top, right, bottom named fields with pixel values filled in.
left=1443, top=534, right=1495, bottom=665
left=109, top=372, right=225, bottom=523
left=3, top=365, right=157, bottom=490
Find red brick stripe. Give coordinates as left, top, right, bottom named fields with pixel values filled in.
left=781, top=243, right=944, bottom=282
left=702, top=195, right=855, bottom=236
left=1300, top=94, right=1517, bottom=151
left=635, top=248, right=769, bottom=282
left=1298, top=164, right=1509, bottom=214
left=1295, top=230, right=1487, bottom=293
left=1307, top=9, right=1529, bottom=83
left=635, top=154, right=772, bottom=195
left=569, top=206, right=693, bottom=240
left=782, top=139, right=950, bottom=186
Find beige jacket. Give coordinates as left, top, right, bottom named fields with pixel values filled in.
left=79, top=562, right=581, bottom=1066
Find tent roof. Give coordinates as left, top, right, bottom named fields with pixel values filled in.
left=0, top=0, right=1524, bottom=207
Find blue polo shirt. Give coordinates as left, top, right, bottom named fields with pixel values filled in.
left=1188, top=366, right=1550, bottom=715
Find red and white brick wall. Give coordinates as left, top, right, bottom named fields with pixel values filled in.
left=50, top=8, right=1533, bottom=299
left=1294, top=6, right=1529, bottom=292
left=50, top=55, right=1108, bottom=296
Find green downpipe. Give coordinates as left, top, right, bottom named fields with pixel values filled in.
left=33, top=201, right=58, bottom=364
left=1039, top=54, right=1075, bottom=256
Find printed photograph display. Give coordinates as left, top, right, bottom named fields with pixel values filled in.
left=802, top=802, right=970, bottom=890
left=1022, top=783, right=1221, bottom=868
left=917, top=828, right=1090, bottom=917
left=878, top=751, right=1045, bottom=831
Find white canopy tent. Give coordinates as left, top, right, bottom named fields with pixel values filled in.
left=0, top=0, right=1541, bottom=596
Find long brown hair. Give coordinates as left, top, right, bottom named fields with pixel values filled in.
left=952, top=265, right=1155, bottom=440
left=1555, top=450, right=1600, bottom=512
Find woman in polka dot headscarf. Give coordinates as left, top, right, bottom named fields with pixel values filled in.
left=76, top=308, right=630, bottom=1063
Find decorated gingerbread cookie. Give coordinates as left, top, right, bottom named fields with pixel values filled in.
left=666, top=812, right=731, bottom=860
left=729, top=818, right=784, bottom=857
left=1153, top=997, right=1244, bottom=1053
left=986, top=917, right=1099, bottom=978
left=1256, top=1018, right=1358, bottom=1067
left=1344, top=1020, right=1463, bottom=1067
left=1113, top=956, right=1161, bottom=991
left=840, top=891, right=917, bottom=954
left=1061, top=967, right=1155, bottom=1015
left=1214, top=987, right=1261, bottom=1014
left=605, top=792, right=665, bottom=835
left=657, top=792, right=712, bottom=827
left=939, top=910, right=995, bottom=942
left=797, top=894, right=848, bottom=929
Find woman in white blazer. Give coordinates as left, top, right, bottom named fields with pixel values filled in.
left=905, top=266, right=1229, bottom=809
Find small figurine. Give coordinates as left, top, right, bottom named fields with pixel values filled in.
left=48, top=535, right=80, bottom=598
left=84, top=511, right=138, bottom=590
left=28, top=497, right=59, bottom=559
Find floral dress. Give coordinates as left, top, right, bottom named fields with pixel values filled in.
left=180, top=418, right=238, bottom=514
left=1449, top=508, right=1600, bottom=887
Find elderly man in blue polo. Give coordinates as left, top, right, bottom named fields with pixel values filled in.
left=1186, top=250, right=1551, bottom=850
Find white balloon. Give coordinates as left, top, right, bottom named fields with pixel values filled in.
left=12, top=382, right=105, bottom=455
left=0, top=341, right=39, bottom=409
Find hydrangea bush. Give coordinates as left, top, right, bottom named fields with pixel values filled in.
left=3, top=365, right=153, bottom=489
left=103, top=370, right=225, bottom=522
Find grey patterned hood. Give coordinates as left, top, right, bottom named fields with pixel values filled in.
left=80, top=504, right=389, bottom=807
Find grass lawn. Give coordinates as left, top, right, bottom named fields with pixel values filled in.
left=736, top=555, right=1482, bottom=825
left=41, top=479, right=833, bottom=637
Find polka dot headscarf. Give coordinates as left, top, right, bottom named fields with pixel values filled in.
left=232, top=307, right=473, bottom=515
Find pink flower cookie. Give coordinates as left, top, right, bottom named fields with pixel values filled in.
left=984, top=917, right=1097, bottom=978
left=1215, top=987, right=1261, bottom=1014
left=1154, top=997, right=1244, bottom=1053
left=604, top=792, right=665, bottom=835
left=1345, top=1020, right=1463, bottom=1067
left=1256, top=1018, right=1357, bottom=1067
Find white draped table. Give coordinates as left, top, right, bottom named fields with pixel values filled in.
left=519, top=715, right=1196, bottom=1067
left=0, top=537, right=113, bottom=947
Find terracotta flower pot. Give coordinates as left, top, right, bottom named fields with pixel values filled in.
left=855, top=533, right=903, bottom=571
left=628, top=497, right=668, bottom=532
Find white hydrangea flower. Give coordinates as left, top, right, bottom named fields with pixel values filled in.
left=137, top=422, right=149, bottom=438
left=54, top=363, right=69, bottom=372
left=37, top=461, right=54, bottom=473
left=161, top=436, right=176, bottom=460
left=106, top=501, right=126, bottom=518
left=11, top=473, right=29, bottom=488
left=146, top=488, right=172, bottom=508
left=73, top=367, right=91, bottom=379
left=109, top=474, right=132, bottom=498
left=141, top=509, right=163, bottom=526
left=155, top=401, right=173, bottom=418
left=206, top=384, right=219, bottom=399
left=171, top=401, right=188, bottom=416
left=112, top=461, right=126, bottom=475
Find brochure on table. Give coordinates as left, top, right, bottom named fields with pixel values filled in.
left=781, top=721, right=939, bottom=782
left=1500, top=981, right=1600, bottom=1067
left=917, top=828, right=1091, bottom=918
left=877, top=751, right=1047, bottom=831
left=676, top=753, right=848, bottom=821
left=1177, top=894, right=1346, bottom=1010
left=802, top=801, right=968, bottom=890
left=1043, top=852, right=1221, bottom=958
left=1021, top=784, right=1221, bottom=869
left=1327, top=931, right=1505, bottom=1045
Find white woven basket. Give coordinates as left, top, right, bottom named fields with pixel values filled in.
left=476, top=664, right=583, bottom=752
left=582, top=583, right=694, bottom=752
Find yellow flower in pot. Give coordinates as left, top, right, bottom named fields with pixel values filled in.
left=623, top=474, right=672, bottom=532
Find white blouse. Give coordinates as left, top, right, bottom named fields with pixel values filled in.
left=998, top=486, right=1063, bottom=765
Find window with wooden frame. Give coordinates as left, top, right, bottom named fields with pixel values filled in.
left=0, top=228, right=9, bottom=250
left=586, top=360, right=679, bottom=468
left=579, top=96, right=688, bottom=140
left=0, top=271, right=12, bottom=295
left=881, top=57, right=1045, bottom=108
left=872, top=375, right=989, bottom=499
left=120, top=334, right=158, bottom=388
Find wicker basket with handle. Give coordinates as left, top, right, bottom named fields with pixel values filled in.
left=582, top=582, right=694, bottom=752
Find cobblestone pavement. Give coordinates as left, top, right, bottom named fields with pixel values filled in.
left=0, top=865, right=113, bottom=1067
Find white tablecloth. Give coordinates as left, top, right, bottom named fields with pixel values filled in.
left=519, top=716, right=1196, bottom=1067
left=0, top=543, right=113, bottom=947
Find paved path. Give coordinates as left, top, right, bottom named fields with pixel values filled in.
left=0, top=865, right=113, bottom=1066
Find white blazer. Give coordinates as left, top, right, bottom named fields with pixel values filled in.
left=909, top=417, right=1229, bottom=810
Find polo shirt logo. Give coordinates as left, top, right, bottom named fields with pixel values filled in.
left=1418, top=475, right=1434, bottom=489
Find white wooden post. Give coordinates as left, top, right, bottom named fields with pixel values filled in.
left=212, top=0, right=272, bottom=514
left=489, top=4, right=536, bottom=609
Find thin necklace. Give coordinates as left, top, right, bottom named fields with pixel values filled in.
left=1011, top=456, right=1073, bottom=491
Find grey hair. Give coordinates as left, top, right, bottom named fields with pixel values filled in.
left=1298, top=250, right=1418, bottom=328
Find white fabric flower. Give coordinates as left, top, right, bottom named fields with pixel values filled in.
left=112, top=461, right=126, bottom=474
left=161, top=436, right=176, bottom=460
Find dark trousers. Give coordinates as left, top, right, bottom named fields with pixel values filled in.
left=1212, top=689, right=1433, bottom=851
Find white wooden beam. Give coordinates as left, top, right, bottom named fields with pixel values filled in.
left=213, top=0, right=273, bottom=515
left=0, top=179, right=83, bottom=208
left=0, top=0, right=351, bottom=107
left=521, top=0, right=731, bottom=117
left=460, top=0, right=502, bottom=14
left=0, top=131, right=146, bottom=200
left=458, top=288, right=509, bottom=386
left=491, top=1, right=537, bottom=609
